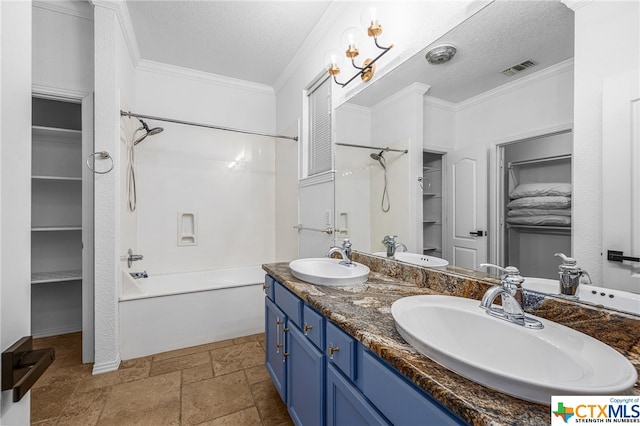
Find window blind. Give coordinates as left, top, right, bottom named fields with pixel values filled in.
left=308, top=76, right=332, bottom=175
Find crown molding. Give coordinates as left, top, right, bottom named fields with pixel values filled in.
left=136, top=59, right=275, bottom=97
left=423, top=96, right=457, bottom=112
left=561, top=0, right=593, bottom=12
left=456, top=58, right=574, bottom=112
left=371, top=82, right=431, bottom=113
left=337, top=103, right=371, bottom=117
left=273, top=2, right=350, bottom=95
left=92, top=1, right=141, bottom=67
left=33, top=0, right=93, bottom=21
left=32, top=84, right=89, bottom=101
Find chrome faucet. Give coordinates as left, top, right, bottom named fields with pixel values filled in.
left=382, top=235, right=407, bottom=259
left=326, top=239, right=354, bottom=266
left=555, top=253, right=591, bottom=297
left=478, top=263, right=543, bottom=329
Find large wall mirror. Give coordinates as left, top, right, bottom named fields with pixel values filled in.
left=333, top=0, right=640, bottom=315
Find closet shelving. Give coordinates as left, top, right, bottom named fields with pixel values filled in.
left=422, top=153, right=444, bottom=256
left=31, top=98, right=84, bottom=337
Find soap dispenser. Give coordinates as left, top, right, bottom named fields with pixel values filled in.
left=554, top=253, right=590, bottom=297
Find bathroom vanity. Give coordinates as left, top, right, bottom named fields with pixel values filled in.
left=262, top=252, right=640, bottom=426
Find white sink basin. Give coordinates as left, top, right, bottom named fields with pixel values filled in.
left=289, top=258, right=369, bottom=286
left=391, top=295, right=637, bottom=404
left=373, top=252, right=449, bottom=268
left=523, top=277, right=640, bottom=315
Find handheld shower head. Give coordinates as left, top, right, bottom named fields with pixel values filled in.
left=133, top=119, right=164, bottom=145
left=370, top=151, right=386, bottom=169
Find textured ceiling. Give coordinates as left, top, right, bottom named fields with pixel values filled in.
left=349, top=0, right=574, bottom=106
left=126, top=1, right=331, bottom=86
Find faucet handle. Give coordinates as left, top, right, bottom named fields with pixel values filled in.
left=342, top=238, right=352, bottom=249
left=382, top=235, right=397, bottom=245
left=479, top=263, right=520, bottom=275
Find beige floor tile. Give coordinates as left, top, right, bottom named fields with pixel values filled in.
left=243, top=364, right=271, bottom=385
left=250, top=380, right=291, bottom=426
left=74, top=357, right=152, bottom=393
left=33, top=363, right=93, bottom=390
left=182, top=363, right=214, bottom=385
left=56, top=386, right=111, bottom=426
left=149, top=351, right=210, bottom=377
left=210, top=341, right=265, bottom=376
left=153, top=340, right=234, bottom=362
left=181, top=371, right=254, bottom=425
left=197, top=407, right=262, bottom=426
left=31, top=419, right=57, bottom=426
left=231, top=333, right=264, bottom=345
left=30, top=381, right=76, bottom=423
left=96, top=371, right=181, bottom=426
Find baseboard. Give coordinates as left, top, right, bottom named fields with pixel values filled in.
left=92, top=355, right=121, bottom=375
left=31, top=324, right=81, bottom=339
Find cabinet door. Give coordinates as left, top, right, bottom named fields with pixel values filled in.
left=287, top=325, right=325, bottom=426
left=326, top=364, right=389, bottom=426
left=265, top=297, right=287, bottom=402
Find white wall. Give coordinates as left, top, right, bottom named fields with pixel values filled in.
left=335, top=104, right=372, bottom=251
left=570, top=0, right=640, bottom=286
left=454, top=61, right=574, bottom=149
left=32, top=2, right=94, bottom=94
left=276, top=1, right=488, bottom=258
left=131, top=67, right=276, bottom=274
left=0, top=1, right=32, bottom=423
left=369, top=84, right=429, bottom=253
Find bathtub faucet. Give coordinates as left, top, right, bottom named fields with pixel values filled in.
left=127, top=248, right=143, bottom=268
left=326, top=239, right=354, bottom=267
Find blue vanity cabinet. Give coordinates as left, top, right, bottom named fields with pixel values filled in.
left=265, top=277, right=325, bottom=425
left=326, top=364, right=390, bottom=426
left=265, top=296, right=287, bottom=402
left=287, top=323, right=325, bottom=426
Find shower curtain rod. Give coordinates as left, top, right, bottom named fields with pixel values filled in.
left=120, top=111, right=298, bottom=142
left=335, top=142, right=408, bottom=154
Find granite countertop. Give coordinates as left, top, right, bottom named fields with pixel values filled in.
left=262, top=252, right=640, bottom=426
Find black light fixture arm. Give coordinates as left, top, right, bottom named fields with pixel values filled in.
left=333, top=44, right=394, bottom=88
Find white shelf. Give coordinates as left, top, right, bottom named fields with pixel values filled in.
left=422, top=220, right=442, bottom=225
left=32, top=125, right=81, bottom=144
left=31, top=270, right=82, bottom=284
left=423, top=167, right=442, bottom=173
left=423, top=193, right=441, bottom=198
left=32, top=175, right=82, bottom=181
left=423, top=247, right=442, bottom=252
left=32, top=226, right=82, bottom=232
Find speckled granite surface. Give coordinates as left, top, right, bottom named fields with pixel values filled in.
left=262, top=252, right=640, bottom=426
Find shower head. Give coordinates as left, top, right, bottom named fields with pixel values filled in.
left=370, top=151, right=386, bottom=169
left=133, top=119, right=164, bottom=145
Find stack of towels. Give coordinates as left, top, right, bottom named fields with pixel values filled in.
left=506, top=183, right=572, bottom=227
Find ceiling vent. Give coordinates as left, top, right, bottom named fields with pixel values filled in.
left=501, top=60, right=537, bottom=76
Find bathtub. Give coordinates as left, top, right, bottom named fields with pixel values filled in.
left=119, top=266, right=265, bottom=360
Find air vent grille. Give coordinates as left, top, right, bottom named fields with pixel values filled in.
left=501, top=60, right=537, bottom=76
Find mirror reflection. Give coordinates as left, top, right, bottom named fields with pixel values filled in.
left=333, top=0, right=640, bottom=315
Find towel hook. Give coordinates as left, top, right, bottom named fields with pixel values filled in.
left=86, top=151, right=114, bottom=174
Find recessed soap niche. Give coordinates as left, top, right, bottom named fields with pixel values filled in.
left=177, top=211, right=198, bottom=246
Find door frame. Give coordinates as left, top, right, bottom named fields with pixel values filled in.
left=32, top=85, right=94, bottom=363
left=490, top=122, right=573, bottom=266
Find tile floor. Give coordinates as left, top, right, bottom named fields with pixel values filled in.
left=31, top=332, right=292, bottom=426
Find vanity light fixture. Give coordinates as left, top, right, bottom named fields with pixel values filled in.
left=327, top=8, right=393, bottom=87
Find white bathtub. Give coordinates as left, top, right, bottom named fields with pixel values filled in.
left=119, top=266, right=265, bottom=360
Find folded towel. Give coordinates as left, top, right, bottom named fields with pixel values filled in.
left=507, top=208, right=571, bottom=217
left=507, top=196, right=571, bottom=210
left=507, top=215, right=571, bottom=226
left=510, top=183, right=572, bottom=199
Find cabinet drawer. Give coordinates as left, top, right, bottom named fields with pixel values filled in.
left=302, top=305, right=324, bottom=350
left=274, top=281, right=302, bottom=327
left=326, top=321, right=356, bottom=380
left=264, top=275, right=275, bottom=301
left=361, top=350, right=465, bottom=426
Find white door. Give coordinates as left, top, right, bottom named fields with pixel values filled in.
left=445, top=145, right=489, bottom=269
left=602, top=69, right=640, bottom=294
